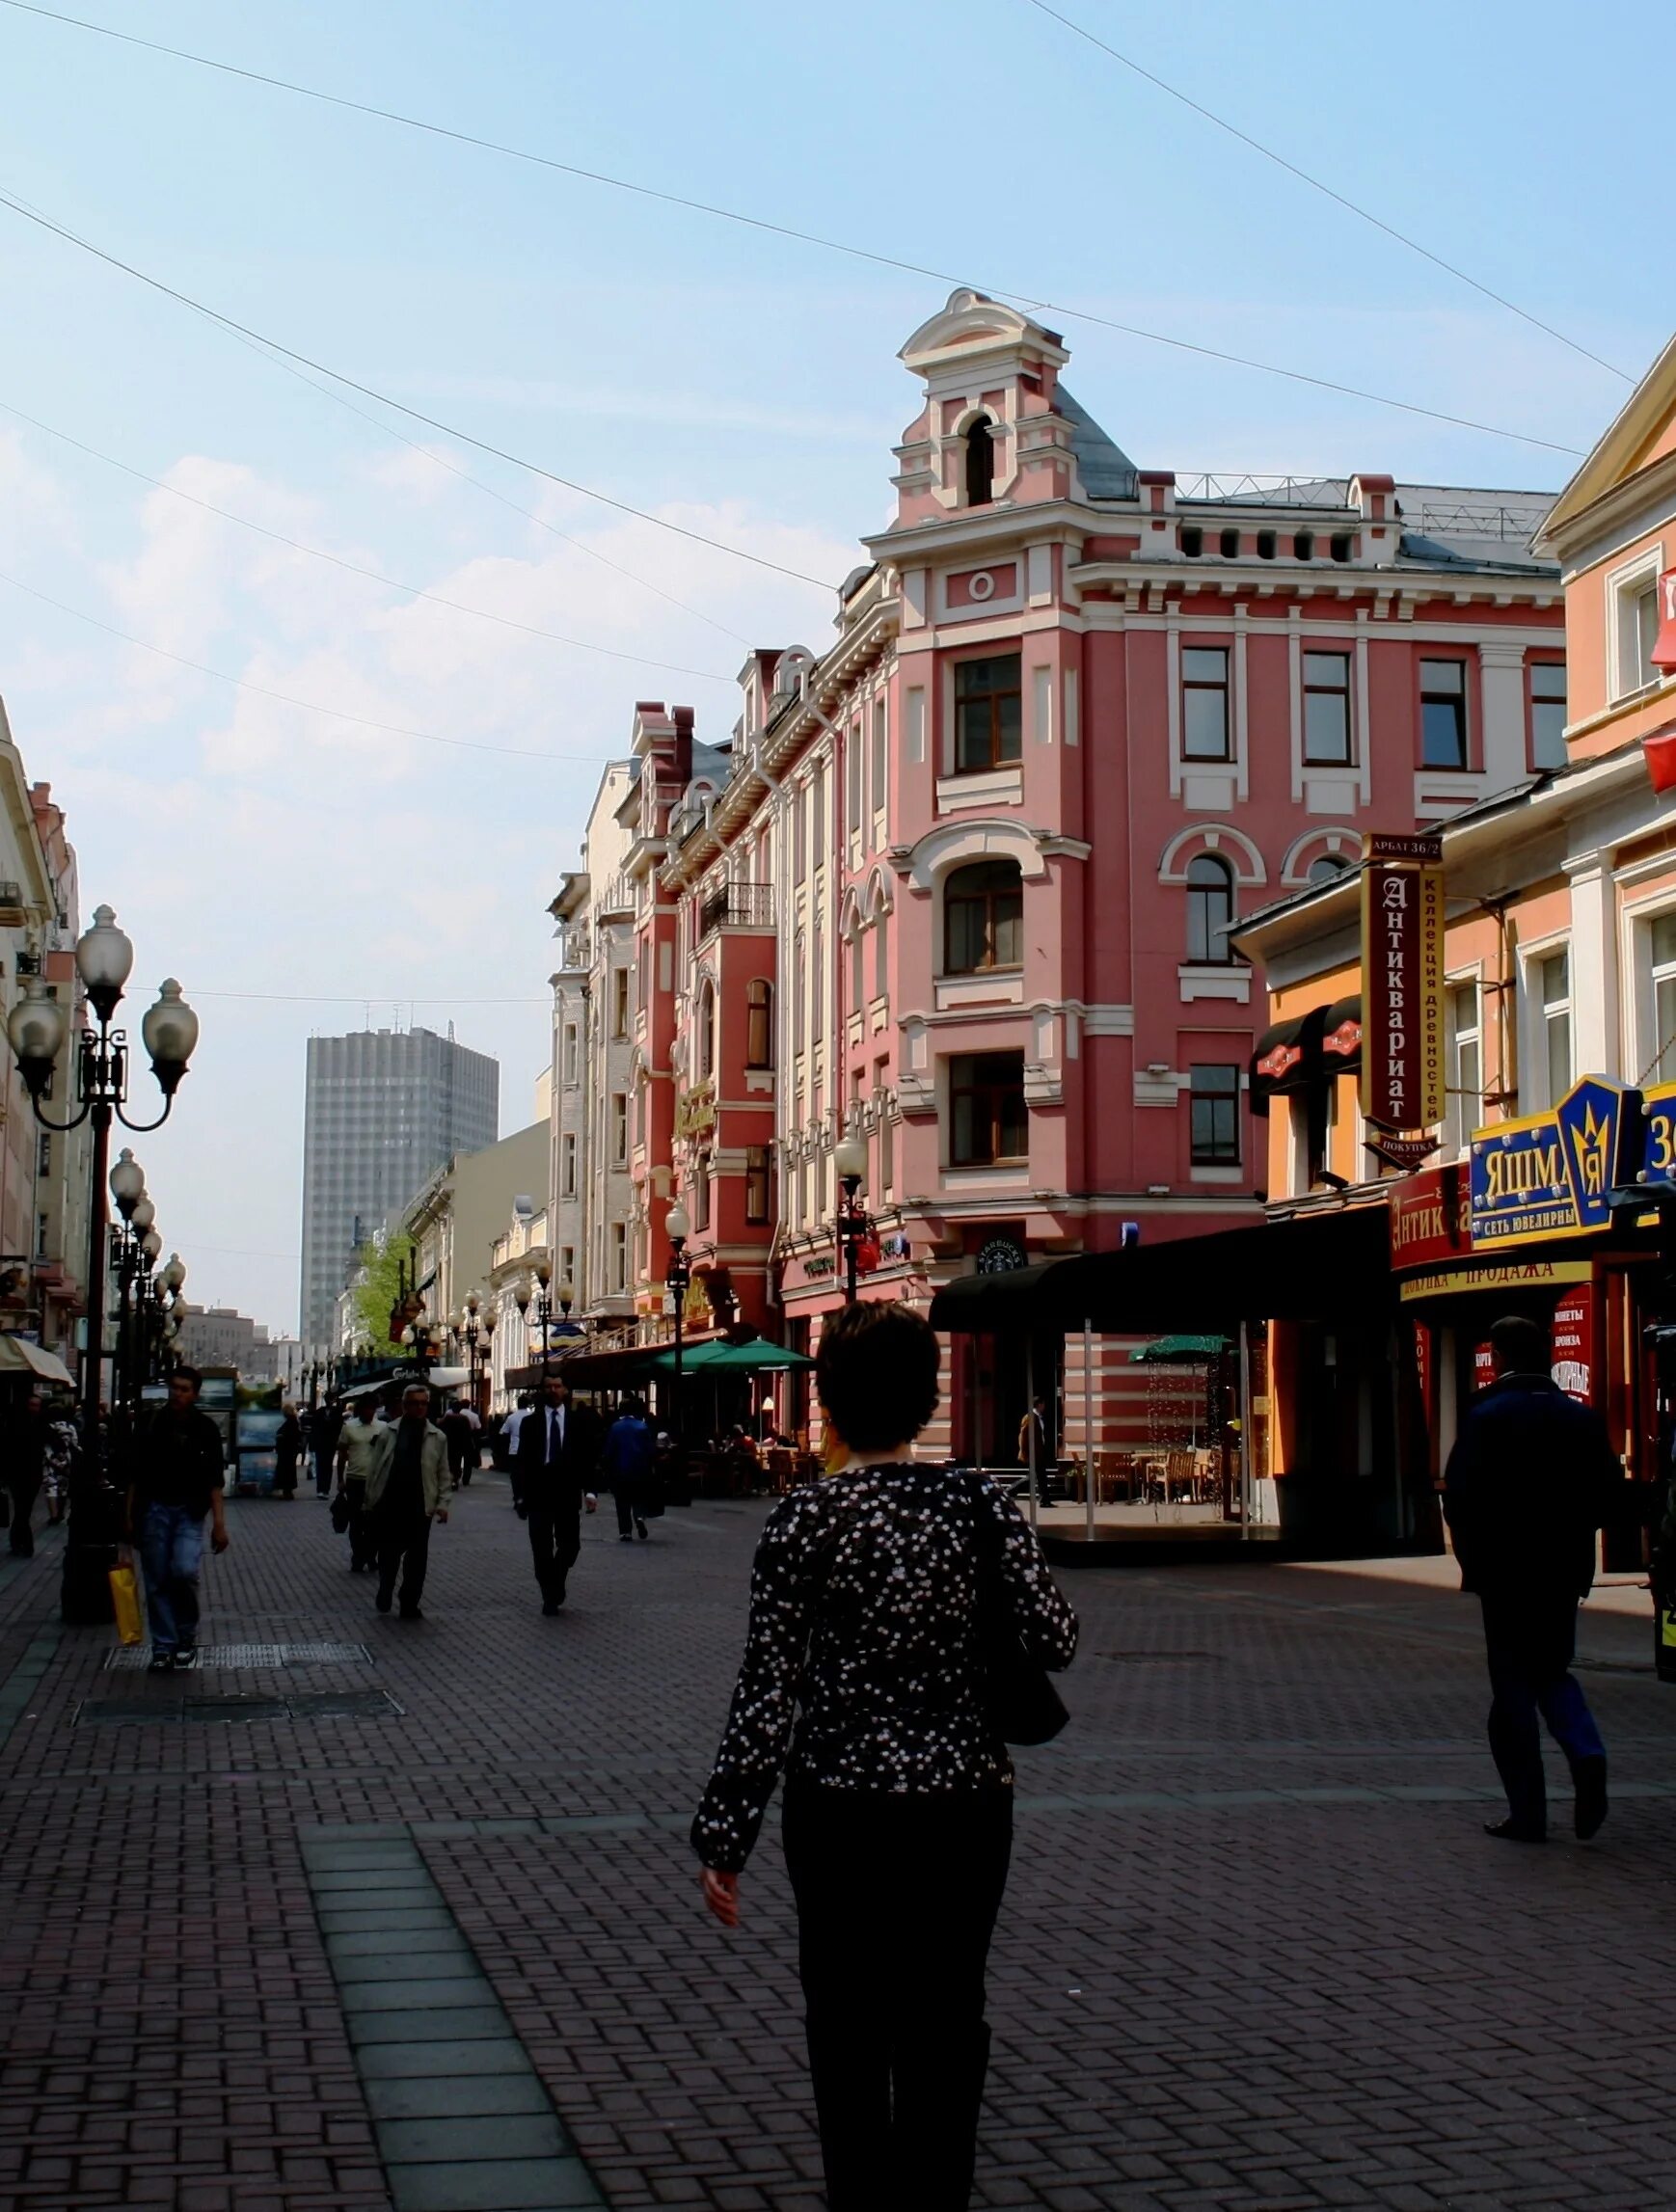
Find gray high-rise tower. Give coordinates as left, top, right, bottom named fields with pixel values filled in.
left=300, top=1027, right=500, bottom=1345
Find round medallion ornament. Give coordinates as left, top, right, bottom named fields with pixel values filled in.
left=967, top=570, right=995, bottom=603
left=975, top=1235, right=1029, bottom=1275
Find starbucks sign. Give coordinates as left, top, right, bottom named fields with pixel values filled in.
left=975, top=1236, right=1029, bottom=1275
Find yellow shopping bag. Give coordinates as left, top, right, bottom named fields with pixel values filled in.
left=109, top=1564, right=144, bottom=1647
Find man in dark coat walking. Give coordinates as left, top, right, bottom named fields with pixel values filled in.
left=511, top=1371, right=602, bottom=1614
left=1444, top=1313, right=1617, bottom=1845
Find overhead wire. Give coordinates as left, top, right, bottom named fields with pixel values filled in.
left=1021, top=0, right=1631, bottom=384
left=0, top=566, right=629, bottom=763
left=207, top=322, right=755, bottom=649
left=0, top=3, right=1588, bottom=457
left=0, top=394, right=735, bottom=681
left=0, top=188, right=839, bottom=585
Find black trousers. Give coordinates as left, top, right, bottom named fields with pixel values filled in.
left=526, top=1502, right=581, bottom=1603
left=613, top=1489, right=646, bottom=1537
left=376, top=1509, right=432, bottom=1612
left=782, top=1785, right=1013, bottom=2212
left=345, top=1480, right=379, bottom=1572
left=6, top=1476, right=40, bottom=1556
left=1480, top=1591, right=1606, bottom=1831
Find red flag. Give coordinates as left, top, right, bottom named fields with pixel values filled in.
left=1644, top=723, right=1676, bottom=794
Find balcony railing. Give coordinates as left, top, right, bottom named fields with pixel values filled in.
left=698, top=881, right=773, bottom=939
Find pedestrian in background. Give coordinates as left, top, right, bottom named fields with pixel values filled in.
left=1444, top=1312, right=1617, bottom=1845
left=364, top=1382, right=451, bottom=1621
left=334, top=1393, right=382, bottom=1574
left=512, top=1371, right=601, bottom=1613
left=42, top=1400, right=76, bottom=1525
left=273, top=1403, right=304, bottom=1500
left=602, top=1395, right=657, bottom=1541
left=311, top=1397, right=343, bottom=1498
left=693, top=1300, right=1078, bottom=2212
left=122, top=1365, right=230, bottom=1672
left=440, top=1399, right=477, bottom=1490
left=2, top=1389, right=51, bottom=1557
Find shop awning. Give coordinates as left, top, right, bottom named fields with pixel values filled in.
left=1319, top=994, right=1363, bottom=1074
left=505, top=1332, right=728, bottom=1391
left=0, top=1335, right=74, bottom=1386
left=929, top=1203, right=1391, bottom=1335
left=1129, top=1335, right=1230, bottom=1362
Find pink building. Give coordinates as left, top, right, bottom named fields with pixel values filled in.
left=578, top=290, right=1567, bottom=1460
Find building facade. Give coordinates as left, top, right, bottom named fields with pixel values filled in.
left=549, top=764, right=638, bottom=1325
left=0, top=707, right=93, bottom=1373
left=1227, top=320, right=1676, bottom=1551
left=547, top=289, right=1568, bottom=1459
left=299, top=1025, right=500, bottom=1348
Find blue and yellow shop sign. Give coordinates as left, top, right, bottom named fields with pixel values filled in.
left=1641, top=1079, right=1676, bottom=1187
left=1469, top=1076, right=1637, bottom=1248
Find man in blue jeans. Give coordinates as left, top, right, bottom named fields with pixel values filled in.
left=1444, top=1314, right=1617, bottom=1845
left=124, top=1365, right=230, bottom=1674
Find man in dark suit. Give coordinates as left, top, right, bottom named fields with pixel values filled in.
left=512, top=1371, right=603, bottom=1615
left=1444, top=1313, right=1617, bottom=1845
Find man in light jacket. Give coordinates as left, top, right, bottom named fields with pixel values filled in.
left=364, top=1382, right=452, bottom=1621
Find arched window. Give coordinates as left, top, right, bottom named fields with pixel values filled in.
left=745, top=979, right=772, bottom=1069
left=1308, top=853, right=1350, bottom=884
left=1185, top=854, right=1235, bottom=963
left=964, top=416, right=995, bottom=507
left=874, top=908, right=889, bottom=999
left=944, top=858, right=1024, bottom=975
left=698, top=980, right=716, bottom=1080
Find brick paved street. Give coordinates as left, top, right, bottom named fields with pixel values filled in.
left=0, top=1475, right=1673, bottom=2211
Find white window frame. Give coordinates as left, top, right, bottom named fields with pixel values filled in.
left=1630, top=898, right=1676, bottom=1091
left=1520, top=934, right=1573, bottom=1110
left=1608, top=543, right=1664, bottom=703
left=610, top=1093, right=628, bottom=1168
left=1444, top=971, right=1483, bottom=1157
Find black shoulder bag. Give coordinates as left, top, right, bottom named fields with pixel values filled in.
left=973, top=1482, right=1068, bottom=1746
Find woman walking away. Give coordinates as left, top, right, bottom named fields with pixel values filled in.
left=692, top=1301, right=1077, bottom=2211
left=273, top=1404, right=303, bottom=1499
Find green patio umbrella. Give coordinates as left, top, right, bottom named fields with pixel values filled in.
left=646, top=1338, right=814, bottom=1374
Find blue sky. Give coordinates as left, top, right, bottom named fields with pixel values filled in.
left=0, top=0, right=1662, bottom=1336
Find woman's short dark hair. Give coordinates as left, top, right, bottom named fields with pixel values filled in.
left=816, top=1301, right=940, bottom=1455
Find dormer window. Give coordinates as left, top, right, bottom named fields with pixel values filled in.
left=964, top=416, right=995, bottom=507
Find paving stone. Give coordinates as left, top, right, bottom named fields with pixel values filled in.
left=387, top=2155, right=603, bottom=2209
left=349, top=2009, right=514, bottom=2046
left=365, top=2076, right=553, bottom=2122
left=329, top=1941, right=477, bottom=1978
left=357, top=2041, right=536, bottom=2083
left=338, top=1978, right=500, bottom=2013
left=376, top=2114, right=569, bottom=2164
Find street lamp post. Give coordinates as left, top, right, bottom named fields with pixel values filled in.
left=6, top=907, right=200, bottom=1445
left=532, top=1261, right=554, bottom=1369
left=833, top=1135, right=869, bottom=1307
left=664, top=1201, right=691, bottom=1457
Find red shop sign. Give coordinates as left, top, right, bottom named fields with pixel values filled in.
left=1389, top=1162, right=1471, bottom=1272
left=1550, top=1284, right=1593, bottom=1405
